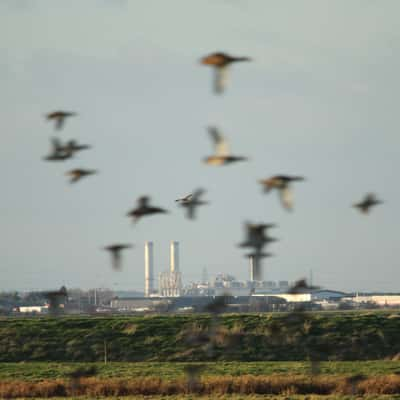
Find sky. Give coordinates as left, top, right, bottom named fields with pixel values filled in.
left=0, top=0, right=399, bottom=293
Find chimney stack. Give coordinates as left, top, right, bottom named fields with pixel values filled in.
left=170, top=241, right=179, bottom=273
left=144, top=241, right=154, bottom=297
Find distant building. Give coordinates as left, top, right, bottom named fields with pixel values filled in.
left=15, top=305, right=49, bottom=313
left=253, top=289, right=348, bottom=303
left=351, top=294, right=400, bottom=307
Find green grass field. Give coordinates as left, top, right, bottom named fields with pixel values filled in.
left=1, top=311, right=400, bottom=362
left=1, top=361, right=400, bottom=381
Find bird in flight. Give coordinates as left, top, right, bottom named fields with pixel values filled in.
left=259, top=175, right=305, bottom=211
left=239, top=222, right=278, bottom=254
left=201, top=52, right=251, bottom=94
left=103, top=244, right=133, bottom=270
left=127, top=196, right=168, bottom=223
left=175, top=188, right=209, bottom=219
left=353, top=193, right=383, bottom=214
left=46, top=111, right=77, bottom=130
left=43, top=286, right=68, bottom=315
left=43, top=137, right=74, bottom=161
left=66, top=168, right=97, bottom=183
left=204, top=126, right=247, bottom=166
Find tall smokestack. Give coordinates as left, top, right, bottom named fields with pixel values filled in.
left=144, top=241, right=154, bottom=297
left=249, top=255, right=262, bottom=281
left=170, top=241, right=179, bottom=273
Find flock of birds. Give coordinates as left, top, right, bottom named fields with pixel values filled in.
left=43, top=52, right=383, bottom=274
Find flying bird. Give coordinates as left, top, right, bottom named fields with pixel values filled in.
left=43, top=137, right=74, bottom=161
left=66, top=168, right=97, bottom=183
left=259, top=175, right=305, bottom=211
left=204, top=126, right=247, bottom=166
left=239, top=222, right=278, bottom=255
left=353, top=193, right=383, bottom=214
left=127, top=196, right=168, bottom=223
left=201, top=52, right=251, bottom=94
left=43, top=286, right=68, bottom=315
left=103, top=244, right=133, bottom=270
left=176, top=188, right=209, bottom=219
left=46, top=111, right=77, bottom=130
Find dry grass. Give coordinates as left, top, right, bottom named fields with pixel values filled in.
left=1, top=374, right=400, bottom=398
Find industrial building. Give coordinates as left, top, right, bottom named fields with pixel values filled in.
left=109, top=241, right=350, bottom=313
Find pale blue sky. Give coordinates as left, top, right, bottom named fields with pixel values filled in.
left=1, top=0, right=399, bottom=292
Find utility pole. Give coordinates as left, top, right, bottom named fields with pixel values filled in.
left=104, top=339, right=107, bottom=364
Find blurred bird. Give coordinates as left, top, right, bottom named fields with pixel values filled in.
left=64, top=140, right=91, bottom=155
left=46, top=111, right=77, bottom=130
left=103, top=244, right=133, bottom=270
left=239, top=222, right=277, bottom=254
left=204, top=126, right=247, bottom=166
left=175, top=188, right=209, bottom=219
left=289, top=279, right=320, bottom=294
left=353, top=193, right=383, bottom=214
left=43, top=137, right=73, bottom=161
left=43, top=286, right=67, bottom=315
left=127, top=196, right=168, bottom=223
left=201, top=52, right=251, bottom=94
left=259, top=175, right=305, bottom=211
left=66, top=168, right=97, bottom=183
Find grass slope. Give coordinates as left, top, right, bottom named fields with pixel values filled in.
left=0, top=311, right=399, bottom=361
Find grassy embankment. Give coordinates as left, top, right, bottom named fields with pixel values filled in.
left=0, top=311, right=399, bottom=362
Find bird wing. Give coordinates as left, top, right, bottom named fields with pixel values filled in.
left=192, top=188, right=205, bottom=201
left=365, top=193, right=377, bottom=203
left=55, top=116, right=64, bottom=130
left=51, top=137, right=63, bottom=153
left=70, top=173, right=81, bottom=183
left=138, top=196, right=149, bottom=207
left=183, top=194, right=193, bottom=201
left=111, top=250, right=122, bottom=270
left=280, top=186, right=294, bottom=210
left=186, top=203, right=196, bottom=220
left=214, top=66, right=229, bottom=94
left=208, top=126, right=229, bottom=156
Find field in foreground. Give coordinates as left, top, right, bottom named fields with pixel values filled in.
left=2, top=373, right=400, bottom=397
left=1, top=361, right=400, bottom=381
left=2, top=361, right=400, bottom=398
left=1, top=311, right=400, bottom=362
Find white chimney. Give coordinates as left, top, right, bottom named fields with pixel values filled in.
left=144, top=241, right=154, bottom=297
left=170, top=241, right=179, bottom=273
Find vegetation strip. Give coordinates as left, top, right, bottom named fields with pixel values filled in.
left=2, top=375, right=400, bottom=397
left=1, top=361, right=400, bottom=381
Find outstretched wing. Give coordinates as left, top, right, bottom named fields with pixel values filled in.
left=111, top=250, right=122, bottom=270
left=365, top=193, right=377, bottom=203
left=70, top=174, right=81, bottom=183
left=138, top=196, right=149, bottom=207
left=192, top=188, right=205, bottom=201
left=207, top=126, right=229, bottom=156
left=55, top=116, right=64, bottom=130
left=214, top=66, right=229, bottom=94
left=280, top=186, right=294, bottom=211
left=186, top=203, right=196, bottom=220
left=51, top=137, right=63, bottom=153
